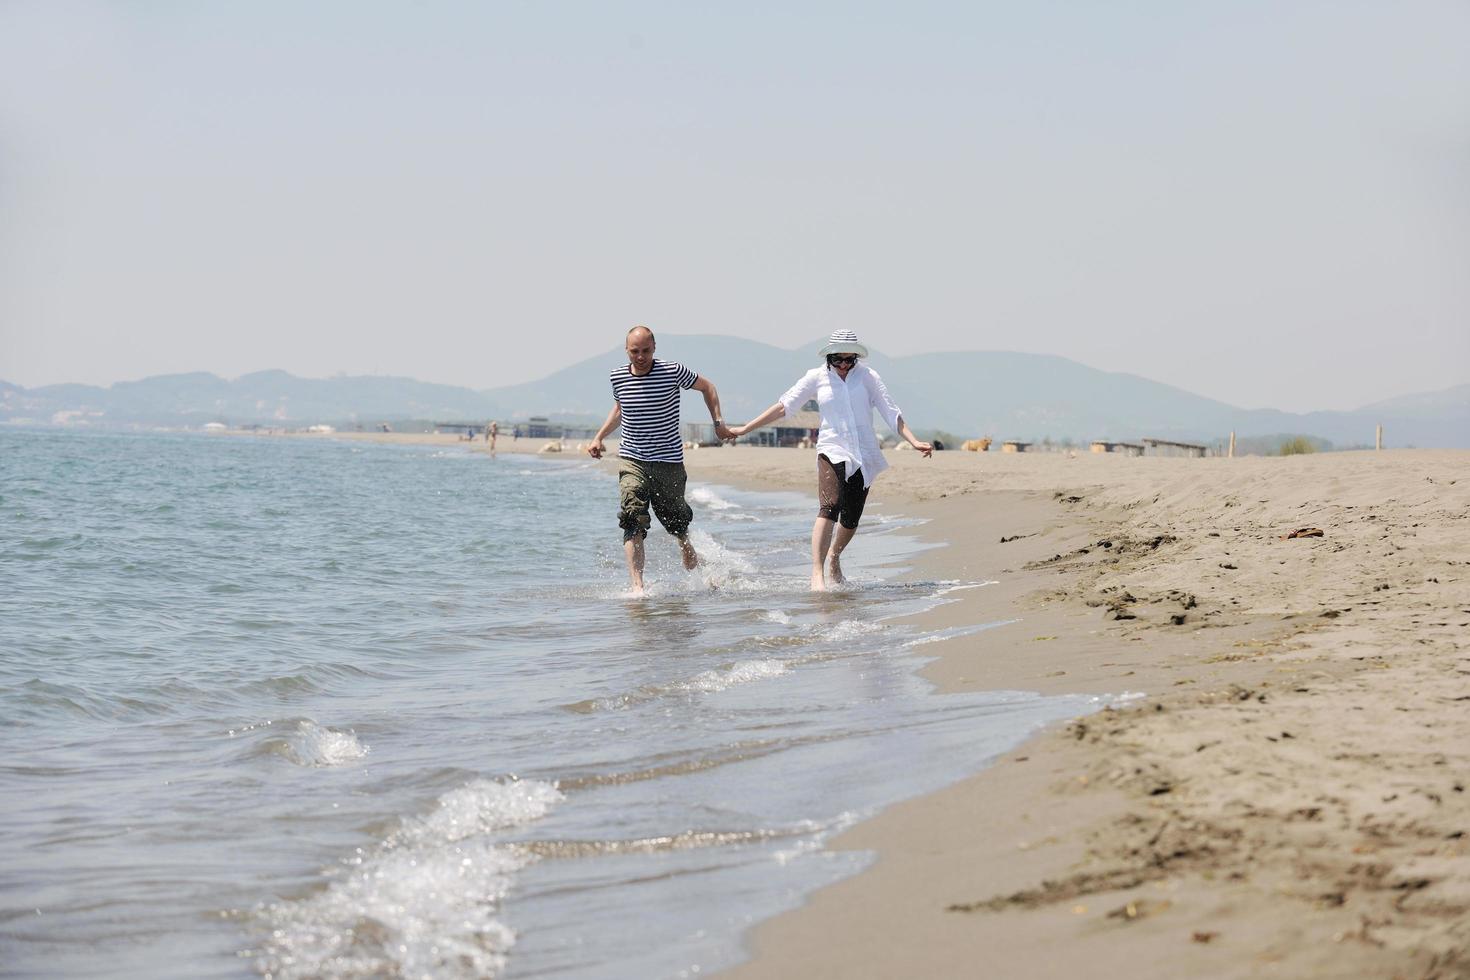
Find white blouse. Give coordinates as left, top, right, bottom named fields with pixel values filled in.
left=779, top=363, right=904, bottom=488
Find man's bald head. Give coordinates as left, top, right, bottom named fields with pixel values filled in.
left=625, top=325, right=656, bottom=375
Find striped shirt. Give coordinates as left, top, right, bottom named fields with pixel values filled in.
left=611, top=359, right=699, bottom=463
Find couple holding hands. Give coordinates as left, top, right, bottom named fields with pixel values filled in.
left=588, top=326, right=932, bottom=595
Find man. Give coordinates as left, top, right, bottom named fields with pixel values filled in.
left=588, top=326, right=734, bottom=594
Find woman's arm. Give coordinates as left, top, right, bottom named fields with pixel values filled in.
left=728, top=370, right=818, bottom=440
left=895, top=416, right=933, bottom=457
left=728, top=402, right=786, bottom=438
left=863, top=369, right=931, bottom=457
left=862, top=367, right=904, bottom=433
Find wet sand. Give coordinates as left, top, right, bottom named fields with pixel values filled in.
left=676, top=446, right=1470, bottom=980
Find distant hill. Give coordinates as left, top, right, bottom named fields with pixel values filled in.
left=0, top=371, right=506, bottom=428
left=3, top=338, right=1466, bottom=448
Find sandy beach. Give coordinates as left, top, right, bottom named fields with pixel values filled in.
left=272, top=431, right=1470, bottom=976
left=667, top=445, right=1469, bottom=980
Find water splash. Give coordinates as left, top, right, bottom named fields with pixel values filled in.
left=284, top=721, right=369, bottom=767
left=254, top=778, right=562, bottom=980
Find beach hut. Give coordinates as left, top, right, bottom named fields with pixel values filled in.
left=1142, top=438, right=1209, bottom=458
left=1090, top=440, right=1145, bottom=456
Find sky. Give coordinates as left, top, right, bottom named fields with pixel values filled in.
left=1, top=1, right=1466, bottom=413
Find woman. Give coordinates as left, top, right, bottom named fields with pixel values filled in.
left=728, top=329, right=932, bottom=591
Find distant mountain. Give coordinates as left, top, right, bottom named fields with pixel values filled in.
left=2, top=338, right=1465, bottom=448
left=1358, top=383, right=1470, bottom=418
left=0, top=371, right=505, bottom=427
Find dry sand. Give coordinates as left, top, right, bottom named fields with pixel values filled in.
left=673, top=446, right=1470, bottom=980
left=262, top=431, right=1470, bottom=976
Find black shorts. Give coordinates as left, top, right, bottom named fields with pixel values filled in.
left=816, top=454, right=869, bottom=530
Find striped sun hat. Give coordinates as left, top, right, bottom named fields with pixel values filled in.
left=817, top=328, right=869, bottom=358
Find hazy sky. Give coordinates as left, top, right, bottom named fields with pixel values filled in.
left=2, top=2, right=1466, bottom=412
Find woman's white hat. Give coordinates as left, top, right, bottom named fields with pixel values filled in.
left=817, top=328, right=869, bottom=358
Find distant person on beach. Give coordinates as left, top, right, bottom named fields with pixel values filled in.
left=488, top=420, right=498, bottom=452
left=727, top=329, right=932, bottom=591
left=587, top=325, right=735, bottom=595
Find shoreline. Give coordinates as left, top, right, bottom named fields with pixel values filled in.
left=241, top=432, right=1470, bottom=975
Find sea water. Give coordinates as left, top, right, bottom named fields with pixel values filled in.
left=0, top=429, right=1106, bottom=978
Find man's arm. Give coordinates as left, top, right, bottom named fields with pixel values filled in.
left=691, top=377, right=735, bottom=441
left=587, top=402, right=621, bottom=459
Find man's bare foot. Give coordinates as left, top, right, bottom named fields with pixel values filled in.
left=828, top=558, right=846, bottom=584
left=680, top=539, right=699, bottom=571
left=809, top=572, right=826, bottom=592
left=627, top=584, right=646, bottom=598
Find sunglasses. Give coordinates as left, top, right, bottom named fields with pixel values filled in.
left=827, top=354, right=858, bottom=366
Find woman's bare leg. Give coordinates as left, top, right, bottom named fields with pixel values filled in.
left=827, top=524, right=857, bottom=583
left=810, top=517, right=835, bottom=591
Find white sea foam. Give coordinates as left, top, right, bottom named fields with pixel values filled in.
left=933, top=579, right=999, bottom=596
left=761, top=610, right=794, bottom=625
left=823, top=620, right=887, bottom=641
left=683, top=529, right=756, bottom=588
left=678, top=659, right=790, bottom=694
left=285, top=721, right=369, bottom=767
left=1093, top=690, right=1148, bottom=705
left=902, top=620, right=1013, bottom=649
left=257, top=778, right=562, bottom=980
left=687, top=486, right=740, bottom=511
left=392, top=778, right=564, bottom=847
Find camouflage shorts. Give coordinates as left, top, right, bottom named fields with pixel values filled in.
left=617, top=458, right=693, bottom=541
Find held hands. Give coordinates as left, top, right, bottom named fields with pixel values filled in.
left=913, top=440, right=934, bottom=458
left=586, top=439, right=605, bottom=459
left=715, top=422, right=738, bottom=442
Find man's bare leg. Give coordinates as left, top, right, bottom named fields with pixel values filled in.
left=828, top=524, right=857, bottom=584
left=677, top=535, right=699, bottom=571
left=810, top=517, right=835, bottom=591
left=623, top=534, right=646, bottom=596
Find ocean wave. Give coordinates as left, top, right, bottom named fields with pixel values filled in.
left=9, top=678, right=169, bottom=722
left=524, top=823, right=818, bottom=859
left=676, top=658, right=790, bottom=694
left=566, top=657, right=794, bottom=713
left=902, top=620, right=1014, bottom=648
left=823, top=620, right=888, bottom=641
left=390, top=778, right=564, bottom=847
left=254, top=778, right=562, bottom=980
left=278, top=720, right=368, bottom=767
